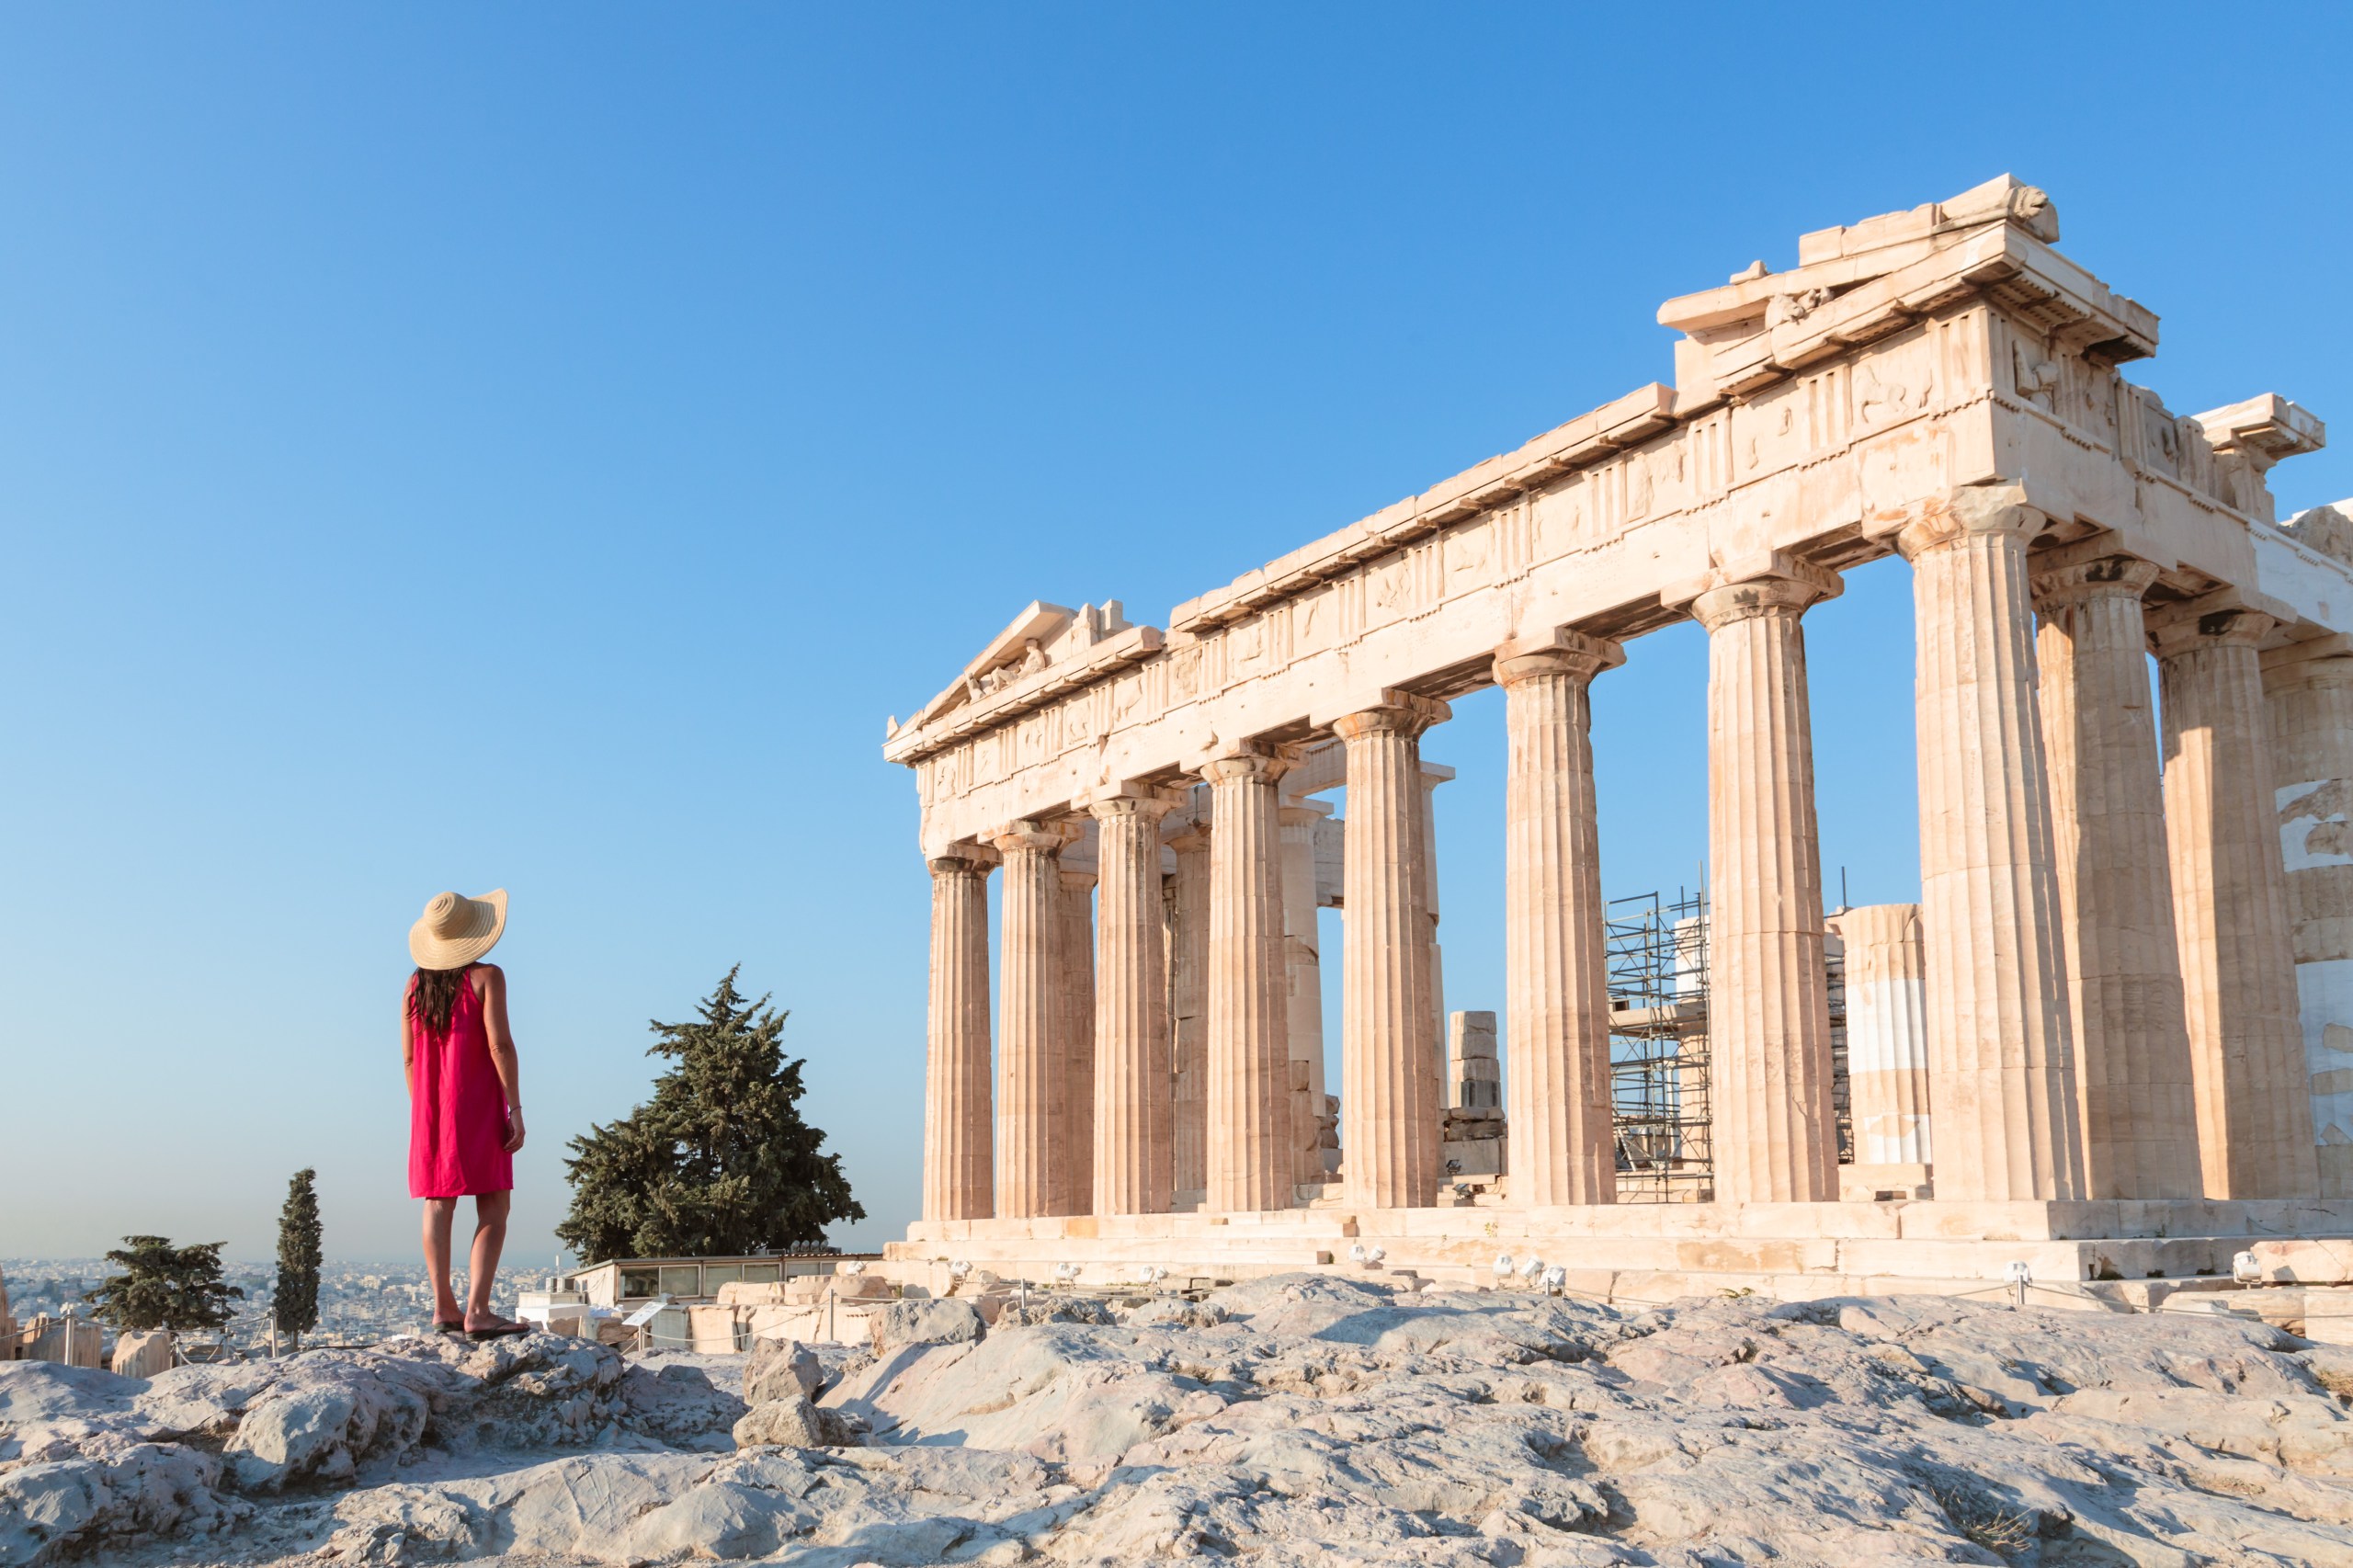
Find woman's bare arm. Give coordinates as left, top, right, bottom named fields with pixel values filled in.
left=400, top=980, right=415, bottom=1098
left=478, top=964, right=526, bottom=1153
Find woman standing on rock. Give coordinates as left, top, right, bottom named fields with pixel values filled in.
left=404, top=889, right=530, bottom=1339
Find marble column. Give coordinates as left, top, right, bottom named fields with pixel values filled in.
left=1897, top=488, right=2086, bottom=1202
left=923, top=850, right=995, bottom=1221
left=990, top=822, right=1068, bottom=1220
left=1279, top=799, right=1331, bottom=1187
left=1167, top=814, right=1212, bottom=1198
left=1091, top=792, right=1176, bottom=1215
left=1691, top=566, right=1839, bottom=1206
left=2264, top=643, right=2353, bottom=1199
left=1495, top=633, right=1622, bottom=1207
left=2030, top=554, right=2201, bottom=1199
left=1824, top=903, right=1931, bottom=1167
left=1336, top=692, right=1449, bottom=1209
left=1420, top=767, right=1451, bottom=1130
left=2154, top=598, right=2320, bottom=1199
left=1055, top=865, right=1097, bottom=1215
left=1203, top=750, right=1294, bottom=1212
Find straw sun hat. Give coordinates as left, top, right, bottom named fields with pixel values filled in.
left=409, top=889, right=508, bottom=970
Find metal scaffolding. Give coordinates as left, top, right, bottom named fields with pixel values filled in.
left=1605, top=888, right=1850, bottom=1201
left=1606, top=889, right=1711, bottom=1202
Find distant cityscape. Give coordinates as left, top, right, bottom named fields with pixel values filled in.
left=3, top=1257, right=566, bottom=1349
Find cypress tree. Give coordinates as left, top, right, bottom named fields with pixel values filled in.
left=557, top=968, right=864, bottom=1263
left=273, top=1168, right=324, bottom=1349
left=86, top=1237, right=242, bottom=1333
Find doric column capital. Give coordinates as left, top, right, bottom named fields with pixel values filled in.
left=1200, top=747, right=1292, bottom=788
left=1688, top=563, right=1840, bottom=631
left=1277, top=799, right=1332, bottom=829
left=2146, top=593, right=2279, bottom=661
left=2028, top=553, right=2162, bottom=610
left=1087, top=789, right=1179, bottom=826
left=989, top=820, right=1077, bottom=857
left=1058, top=868, right=1097, bottom=893
left=1165, top=823, right=1212, bottom=854
left=1896, top=483, right=2048, bottom=561
left=1331, top=690, right=1450, bottom=743
left=1492, top=629, right=1626, bottom=688
left=927, top=850, right=996, bottom=881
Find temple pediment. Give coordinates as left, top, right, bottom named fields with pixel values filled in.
left=892, top=598, right=1143, bottom=737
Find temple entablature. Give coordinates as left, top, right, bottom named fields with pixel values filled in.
left=885, top=176, right=2339, bottom=869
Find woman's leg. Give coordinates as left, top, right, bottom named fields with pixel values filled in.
left=464, top=1190, right=512, bottom=1326
left=422, top=1199, right=460, bottom=1323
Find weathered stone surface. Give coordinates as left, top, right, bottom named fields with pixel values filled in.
left=732, top=1392, right=826, bottom=1448
left=744, top=1334, right=823, bottom=1406
left=0, top=1333, right=740, bottom=1564
left=868, top=1297, right=985, bottom=1355
left=30, top=1276, right=2353, bottom=1566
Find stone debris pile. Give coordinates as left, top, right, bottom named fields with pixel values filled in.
left=10, top=1275, right=2353, bottom=1563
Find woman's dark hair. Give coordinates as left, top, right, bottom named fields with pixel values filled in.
left=409, top=964, right=475, bottom=1036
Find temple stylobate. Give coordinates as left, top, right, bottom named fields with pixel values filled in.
left=881, top=177, right=2353, bottom=1299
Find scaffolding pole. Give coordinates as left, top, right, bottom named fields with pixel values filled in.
left=1605, top=888, right=1850, bottom=1202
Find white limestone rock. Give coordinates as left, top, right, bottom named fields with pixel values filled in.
left=744, top=1334, right=823, bottom=1405
left=29, top=1278, right=2353, bottom=1566
left=0, top=1444, right=242, bottom=1567
left=867, top=1297, right=986, bottom=1355
left=733, top=1392, right=826, bottom=1449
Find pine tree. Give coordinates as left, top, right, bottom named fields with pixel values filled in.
left=273, top=1168, right=323, bottom=1349
left=557, top=968, right=864, bottom=1262
left=86, top=1237, right=243, bottom=1333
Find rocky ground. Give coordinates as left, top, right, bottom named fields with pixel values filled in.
left=7, top=1274, right=2353, bottom=1565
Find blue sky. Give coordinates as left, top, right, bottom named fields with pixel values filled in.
left=5, top=6, right=2349, bottom=1263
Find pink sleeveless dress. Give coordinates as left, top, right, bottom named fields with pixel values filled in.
left=407, top=971, right=514, bottom=1199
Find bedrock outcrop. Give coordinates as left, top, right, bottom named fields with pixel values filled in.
left=12, top=1279, right=2353, bottom=1564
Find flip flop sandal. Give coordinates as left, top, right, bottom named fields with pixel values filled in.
left=431, top=1320, right=464, bottom=1335
left=466, top=1320, right=531, bottom=1341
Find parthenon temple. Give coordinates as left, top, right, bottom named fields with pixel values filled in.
left=880, top=176, right=2353, bottom=1298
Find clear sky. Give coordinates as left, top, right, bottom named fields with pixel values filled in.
left=5, top=6, right=2350, bottom=1265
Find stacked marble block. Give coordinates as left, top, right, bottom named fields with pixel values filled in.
left=1827, top=904, right=1933, bottom=1201
left=1441, top=1010, right=1506, bottom=1178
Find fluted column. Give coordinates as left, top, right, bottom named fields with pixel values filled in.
left=1897, top=487, right=2085, bottom=1201
left=1279, top=800, right=1331, bottom=1187
left=2030, top=555, right=2201, bottom=1199
left=990, top=823, right=1067, bottom=1219
left=2154, top=599, right=2320, bottom=1199
left=1336, top=692, right=1449, bottom=1209
left=1203, top=749, right=1293, bottom=1212
left=2264, top=644, right=2353, bottom=1199
left=1824, top=903, right=1931, bottom=1166
left=1091, top=792, right=1176, bottom=1215
left=1495, top=634, right=1623, bottom=1207
left=1055, top=865, right=1097, bottom=1215
left=1167, top=815, right=1211, bottom=1197
left=1420, top=768, right=1450, bottom=1126
left=923, top=850, right=995, bottom=1221
left=1691, top=567, right=1839, bottom=1205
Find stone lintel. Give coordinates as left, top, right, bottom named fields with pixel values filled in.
left=2261, top=634, right=2353, bottom=687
